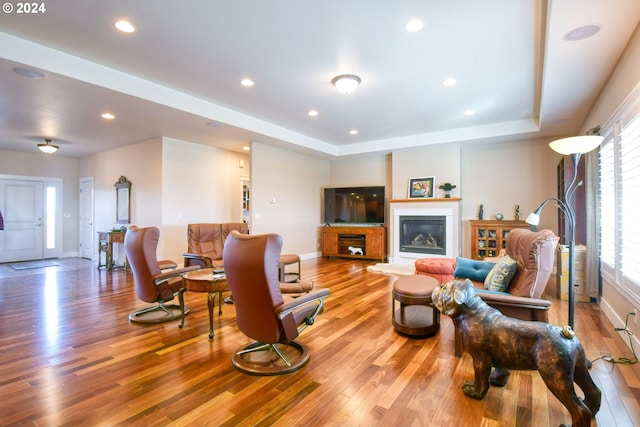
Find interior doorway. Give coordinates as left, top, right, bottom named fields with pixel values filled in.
left=79, top=177, right=94, bottom=259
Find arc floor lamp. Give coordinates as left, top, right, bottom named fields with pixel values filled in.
left=525, top=133, right=603, bottom=330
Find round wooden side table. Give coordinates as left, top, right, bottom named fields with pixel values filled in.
left=180, top=268, right=230, bottom=339
left=392, top=275, right=440, bottom=337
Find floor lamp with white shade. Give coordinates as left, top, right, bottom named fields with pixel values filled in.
left=525, top=133, right=603, bottom=331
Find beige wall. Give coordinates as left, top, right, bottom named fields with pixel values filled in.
left=390, top=143, right=461, bottom=200
left=160, top=137, right=249, bottom=261
left=78, top=137, right=250, bottom=262
left=79, top=137, right=163, bottom=233
left=250, top=142, right=329, bottom=257
left=459, top=138, right=559, bottom=255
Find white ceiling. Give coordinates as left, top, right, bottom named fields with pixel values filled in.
left=0, top=0, right=638, bottom=158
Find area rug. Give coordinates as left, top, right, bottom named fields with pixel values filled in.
left=8, top=260, right=59, bottom=270
left=366, top=263, right=416, bottom=276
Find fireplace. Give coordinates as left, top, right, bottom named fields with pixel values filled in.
left=391, top=207, right=455, bottom=262
left=399, top=215, right=446, bottom=256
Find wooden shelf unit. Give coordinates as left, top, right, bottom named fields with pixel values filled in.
left=321, top=226, right=386, bottom=261
left=469, top=220, right=529, bottom=260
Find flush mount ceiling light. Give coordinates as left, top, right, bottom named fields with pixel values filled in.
left=13, top=67, right=45, bottom=79
left=241, top=78, right=254, bottom=87
left=404, top=19, right=424, bottom=33
left=564, top=24, right=600, bottom=41
left=38, top=139, right=59, bottom=154
left=331, top=74, right=361, bottom=94
left=114, top=20, right=135, bottom=33
left=442, top=77, right=457, bottom=87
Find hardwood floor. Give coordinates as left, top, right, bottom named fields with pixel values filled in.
left=0, top=257, right=638, bottom=426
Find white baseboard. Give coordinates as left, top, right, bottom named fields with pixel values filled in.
left=600, top=296, right=640, bottom=355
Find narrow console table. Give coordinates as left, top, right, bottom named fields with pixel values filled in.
left=97, top=231, right=128, bottom=270
left=321, top=225, right=386, bottom=261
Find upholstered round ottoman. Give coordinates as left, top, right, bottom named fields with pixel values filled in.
left=414, top=257, right=456, bottom=283
left=392, top=275, right=440, bottom=337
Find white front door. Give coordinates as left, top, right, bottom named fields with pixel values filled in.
left=0, top=179, right=44, bottom=263
left=79, top=178, right=94, bottom=259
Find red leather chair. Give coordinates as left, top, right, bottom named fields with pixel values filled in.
left=124, top=226, right=199, bottom=323
left=223, top=231, right=329, bottom=375
left=452, top=228, right=559, bottom=356
left=183, top=223, right=249, bottom=269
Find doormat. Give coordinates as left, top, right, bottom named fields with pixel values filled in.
left=8, top=260, right=59, bottom=270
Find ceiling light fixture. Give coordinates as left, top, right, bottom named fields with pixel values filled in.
left=464, top=109, right=475, bottom=116
left=38, top=139, right=59, bottom=154
left=241, top=78, right=254, bottom=87
left=442, top=78, right=456, bottom=87
left=349, top=129, right=359, bottom=135
left=564, top=24, right=600, bottom=41
left=308, top=110, right=319, bottom=117
left=331, top=74, right=361, bottom=95
left=114, top=20, right=135, bottom=33
left=13, top=67, right=45, bottom=79
left=405, top=19, right=424, bottom=33
left=101, top=113, right=115, bottom=120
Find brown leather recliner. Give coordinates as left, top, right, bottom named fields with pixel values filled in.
left=124, top=226, right=200, bottom=323
left=453, top=228, right=559, bottom=356
left=183, top=223, right=249, bottom=269
left=223, top=231, right=330, bottom=375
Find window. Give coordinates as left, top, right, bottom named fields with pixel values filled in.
left=600, top=105, right=640, bottom=302
left=45, top=186, right=56, bottom=249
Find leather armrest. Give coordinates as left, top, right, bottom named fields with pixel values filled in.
left=153, top=265, right=201, bottom=285
left=182, top=253, right=213, bottom=268
left=276, top=287, right=330, bottom=318
left=279, top=281, right=314, bottom=294
left=476, top=289, right=551, bottom=309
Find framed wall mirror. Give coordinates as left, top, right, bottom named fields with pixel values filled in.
left=115, top=176, right=131, bottom=224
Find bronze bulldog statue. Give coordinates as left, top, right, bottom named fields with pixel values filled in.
left=432, top=279, right=601, bottom=427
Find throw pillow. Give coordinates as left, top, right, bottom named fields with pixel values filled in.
left=484, top=255, right=518, bottom=292
left=453, top=257, right=496, bottom=282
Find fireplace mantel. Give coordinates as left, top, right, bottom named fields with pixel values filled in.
left=389, top=198, right=461, bottom=203
left=389, top=199, right=461, bottom=264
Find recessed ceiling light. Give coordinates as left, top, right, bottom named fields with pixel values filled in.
left=12, top=67, right=45, bottom=79
left=349, top=129, right=359, bottom=135
left=114, top=20, right=135, bottom=33
left=442, top=78, right=457, bottom=87
left=405, top=19, right=424, bottom=33
left=464, top=110, right=475, bottom=116
left=207, top=121, right=223, bottom=127
left=308, top=110, right=319, bottom=117
left=242, top=146, right=250, bottom=151
left=101, top=113, right=115, bottom=120
left=564, top=24, right=600, bottom=41
left=241, top=78, right=254, bottom=87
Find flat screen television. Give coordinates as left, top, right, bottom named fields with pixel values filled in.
left=323, top=186, right=385, bottom=225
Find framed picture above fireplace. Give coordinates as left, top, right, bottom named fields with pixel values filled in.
left=408, top=177, right=435, bottom=199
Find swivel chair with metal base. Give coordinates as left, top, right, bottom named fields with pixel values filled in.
left=223, top=231, right=329, bottom=375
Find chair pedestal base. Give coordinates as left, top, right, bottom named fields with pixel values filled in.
left=232, top=341, right=310, bottom=375
left=129, top=303, right=190, bottom=324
